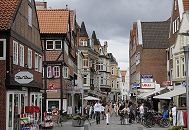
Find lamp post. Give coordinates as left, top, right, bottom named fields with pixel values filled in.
left=184, top=45, right=189, bottom=130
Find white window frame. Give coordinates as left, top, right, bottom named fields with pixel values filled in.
left=53, top=66, right=60, bottom=78
left=176, top=59, right=180, bottom=78
left=0, top=39, right=6, bottom=60
left=28, top=5, right=32, bottom=26
left=35, top=53, right=39, bottom=71
left=28, top=48, right=32, bottom=68
left=83, top=75, right=87, bottom=85
left=19, top=44, right=24, bottom=67
left=47, top=66, right=52, bottom=78
left=181, top=57, right=185, bottom=77
left=83, top=58, right=88, bottom=67
left=13, top=40, right=18, bottom=65
left=54, top=40, right=62, bottom=50
left=46, top=40, right=54, bottom=50
left=38, top=55, right=42, bottom=72
left=63, top=67, right=68, bottom=78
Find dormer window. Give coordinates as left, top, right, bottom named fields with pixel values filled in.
left=46, top=40, right=62, bottom=50
left=80, top=40, right=87, bottom=46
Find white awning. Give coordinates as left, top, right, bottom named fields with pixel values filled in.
left=138, top=87, right=166, bottom=99
left=83, top=96, right=100, bottom=101
left=153, top=85, right=186, bottom=99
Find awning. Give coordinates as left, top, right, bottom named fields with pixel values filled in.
left=83, top=96, right=100, bottom=101
left=138, top=87, right=166, bottom=99
left=153, top=85, right=186, bottom=99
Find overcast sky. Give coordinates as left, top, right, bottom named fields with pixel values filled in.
left=44, top=0, right=173, bottom=70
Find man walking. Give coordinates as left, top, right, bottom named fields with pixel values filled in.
left=94, top=101, right=102, bottom=124
left=105, top=102, right=112, bottom=125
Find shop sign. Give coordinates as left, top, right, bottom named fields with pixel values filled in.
left=46, top=84, right=57, bottom=92
left=141, top=83, right=155, bottom=89
left=132, top=83, right=140, bottom=88
left=15, top=71, right=33, bottom=84
left=141, top=75, right=153, bottom=83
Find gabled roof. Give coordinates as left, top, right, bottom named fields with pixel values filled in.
left=80, top=21, right=88, bottom=37
left=141, top=20, right=170, bottom=49
left=37, top=9, right=69, bottom=34
left=0, top=0, right=21, bottom=30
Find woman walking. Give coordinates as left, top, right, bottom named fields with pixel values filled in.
left=105, top=102, right=112, bottom=125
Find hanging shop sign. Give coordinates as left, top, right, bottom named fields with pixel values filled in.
left=141, top=74, right=153, bottom=83
left=15, top=71, right=33, bottom=84
left=141, top=83, right=155, bottom=89
left=46, top=83, right=57, bottom=92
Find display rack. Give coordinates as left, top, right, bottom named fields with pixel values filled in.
left=20, top=106, right=40, bottom=130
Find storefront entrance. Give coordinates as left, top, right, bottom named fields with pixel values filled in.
left=6, top=91, right=28, bottom=130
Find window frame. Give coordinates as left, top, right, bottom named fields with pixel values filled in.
left=38, top=55, right=42, bottom=73
left=0, top=39, right=6, bottom=60
left=54, top=40, right=62, bottom=50
left=63, top=67, right=68, bottom=78
left=28, top=48, right=32, bottom=69
left=47, top=66, right=52, bottom=78
left=46, top=40, right=54, bottom=50
left=13, top=40, right=18, bottom=65
left=35, top=53, right=39, bottom=71
left=28, top=5, right=32, bottom=27
left=53, top=66, right=60, bottom=78
left=19, top=44, right=24, bottom=67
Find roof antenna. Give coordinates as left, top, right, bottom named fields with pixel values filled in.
left=66, top=4, right=68, bottom=10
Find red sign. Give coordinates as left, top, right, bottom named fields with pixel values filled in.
left=48, top=84, right=55, bottom=90
left=141, top=83, right=155, bottom=89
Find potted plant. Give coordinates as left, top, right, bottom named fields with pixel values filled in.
left=72, top=114, right=87, bottom=127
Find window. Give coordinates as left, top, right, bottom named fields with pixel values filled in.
left=19, top=45, right=24, bottom=67
left=99, top=62, right=103, bottom=71
left=63, top=67, right=68, bottom=78
left=35, top=53, right=38, bottom=71
left=80, top=40, right=87, bottom=46
left=53, top=66, right=60, bottom=78
left=46, top=41, right=53, bottom=50
left=0, top=39, right=6, bottom=60
left=111, top=81, right=114, bottom=88
left=28, top=48, right=32, bottom=68
left=100, top=77, right=103, bottom=85
left=13, top=41, right=18, bottom=65
left=39, top=55, right=42, bottom=72
left=47, top=66, right=52, bottom=78
left=181, top=57, right=185, bottom=77
left=83, top=58, right=88, bottom=67
left=117, top=81, right=119, bottom=88
left=83, top=75, right=87, bottom=84
left=111, top=67, right=114, bottom=75
left=28, top=6, right=32, bottom=26
left=55, top=40, right=62, bottom=50
left=176, top=59, right=180, bottom=78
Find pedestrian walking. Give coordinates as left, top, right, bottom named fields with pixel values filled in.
left=171, top=105, right=177, bottom=126
left=139, top=103, right=144, bottom=122
left=105, top=102, right=112, bottom=125
left=94, top=101, right=102, bottom=125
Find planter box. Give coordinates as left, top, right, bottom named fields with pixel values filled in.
left=72, top=120, right=85, bottom=127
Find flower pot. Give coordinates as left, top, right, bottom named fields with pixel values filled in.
left=72, top=119, right=85, bottom=127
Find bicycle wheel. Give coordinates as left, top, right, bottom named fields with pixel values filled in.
left=160, top=118, right=170, bottom=128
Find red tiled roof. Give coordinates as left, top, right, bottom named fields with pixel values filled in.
left=0, top=0, right=20, bottom=30
left=183, top=0, right=189, bottom=11
left=37, top=9, right=69, bottom=34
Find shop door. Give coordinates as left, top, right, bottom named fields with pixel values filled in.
left=6, top=92, right=27, bottom=130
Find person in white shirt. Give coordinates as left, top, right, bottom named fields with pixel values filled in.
left=172, top=105, right=177, bottom=126
left=94, top=101, right=102, bottom=124
left=139, top=103, right=144, bottom=122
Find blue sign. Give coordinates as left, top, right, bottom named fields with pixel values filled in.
left=132, top=83, right=140, bottom=88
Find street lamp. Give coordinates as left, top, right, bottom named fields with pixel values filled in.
left=179, top=32, right=189, bottom=130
